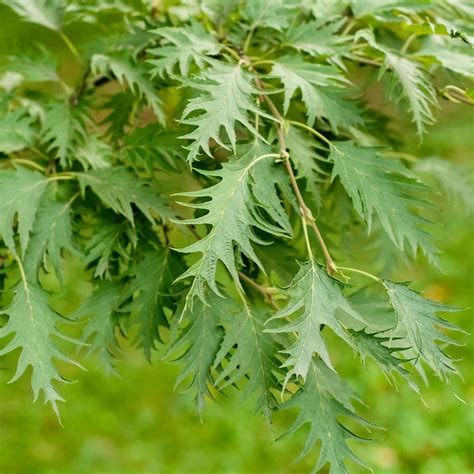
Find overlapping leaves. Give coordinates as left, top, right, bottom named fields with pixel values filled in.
left=329, top=141, right=436, bottom=261
left=175, top=144, right=291, bottom=300
left=267, top=259, right=364, bottom=383
left=0, top=3, right=468, bottom=473
left=179, top=64, right=270, bottom=163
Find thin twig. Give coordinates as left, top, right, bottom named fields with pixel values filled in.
left=238, top=271, right=280, bottom=310
left=70, top=66, right=91, bottom=106
left=10, top=158, right=46, bottom=172
left=248, top=65, right=338, bottom=274
left=401, top=33, right=417, bottom=54
left=342, top=19, right=356, bottom=36
left=59, top=31, right=83, bottom=64
left=243, top=27, right=255, bottom=53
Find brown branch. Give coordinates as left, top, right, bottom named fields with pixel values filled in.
left=247, top=60, right=337, bottom=274
left=238, top=271, right=280, bottom=310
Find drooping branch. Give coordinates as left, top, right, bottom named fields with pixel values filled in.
left=245, top=59, right=337, bottom=274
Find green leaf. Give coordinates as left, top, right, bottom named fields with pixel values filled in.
left=280, top=359, right=372, bottom=474
left=382, top=280, right=463, bottom=380
left=284, top=21, right=348, bottom=57
left=176, top=144, right=291, bottom=300
left=285, top=125, right=326, bottom=207
left=180, top=63, right=269, bottom=162
left=0, top=279, right=78, bottom=417
left=350, top=328, right=419, bottom=392
left=41, top=100, right=87, bottom=166
left=77, top=167, right=170, bottom=224
left=271, top=55, right=362, bottom=131
left=355, top=30, right=438, bottom=136
left=418, top=46, right=474, bottom=79
left=101, top=92, right=138, bottom=142
left=91, top=53, right=164, bottom=121
left=74, top=281, right=124, bottom=373
left=266, top=259, right=364, bottom=383
left=119, top=125, right=182, bottom=171
left=76, top=135, right=113, bottom=170
left=304, top=0, right=350, bottom=19
left=329, top=141, right=436, bottom=261
left=0, top=167, right=48, bottom=256
left=242, top=0, right=292, bottom=31
left=23, top=195, right=75, bottom=282
left=0, top=108, right=37, bottom=154
left=83, top=218, right=134, bottom=279
left=2, top=0, right=65, bottom=31
left=1, top=47, right=60, bottom=84
left=168, top=293, right=224, bottom=413
left=415, top=158, right=474, bottom=212
left=382, top=52, right=438, bottom=136
left=169, top=0, right=239, bottom=25
left=213, top=297, right=280, bottom=419
left=147, top=22, right=221, bottom=77
left=127, top=249, right=184, bottom=361
left=351, top=0, right=430, bottom=17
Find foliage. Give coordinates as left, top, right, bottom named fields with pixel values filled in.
left=0, top=1, right=472, bottom=472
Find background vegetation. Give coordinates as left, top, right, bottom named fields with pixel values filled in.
left=0, top=109, right=471, bottom=474
left=0, top=3, right=472, bottom=474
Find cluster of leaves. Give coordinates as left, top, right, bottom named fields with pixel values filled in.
left=0, top=0, right=472, bottom=472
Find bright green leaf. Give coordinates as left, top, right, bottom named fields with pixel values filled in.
left=0, top=167, right=48, bottom=256
left=330, top=141, right=436, bottom=261
left=267, top=259, right=364, bottom=383
left=383, top=280, right=463, bottom=380
left=0, top=280, right=78, bottom=417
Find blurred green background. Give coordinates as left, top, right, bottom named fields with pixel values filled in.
left=0, top=5, right=473, bottom=473
left=0, top=108, right=472, bottom=474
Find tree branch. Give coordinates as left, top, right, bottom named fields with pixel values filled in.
left=238, top=271, right=280, bottom=310
left=246, top=60, right=337, bottom=274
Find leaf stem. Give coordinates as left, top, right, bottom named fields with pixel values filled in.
left=342, top=19, right=356, bottom=36
left=32, top=147, right=52, bottom=162
left=238, top=272, right=280, bottom=310
left=337, top=266, right=381, bottom=283
left=10, top=158, right=46, bottom=172
left=12, top=251, right=28, bottom=286
left=70, top=66, right=91, bottom=106
left=222, top=46, right=241, bottom=62
left=250, top=60, right=274, bottom=68
left=346, top=54, right=383, bottom=68
left=248, top=63, right=337, bottom=274
left=59, top=31, right=83, bottom=64
left=254, top=153, right=281, bottom=161
left=384, top=151, right=419, bottom=163
left=442, top=85, right=474, bottom=106
left=47, top=173, right=76, bottom=182
left=243, top=27, right=255, bottom=53
left=401, top=33, right=417, bottom=54
left=301, top=215, right=314, bottom=259
left=286, top=120, right=332, bottom=147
